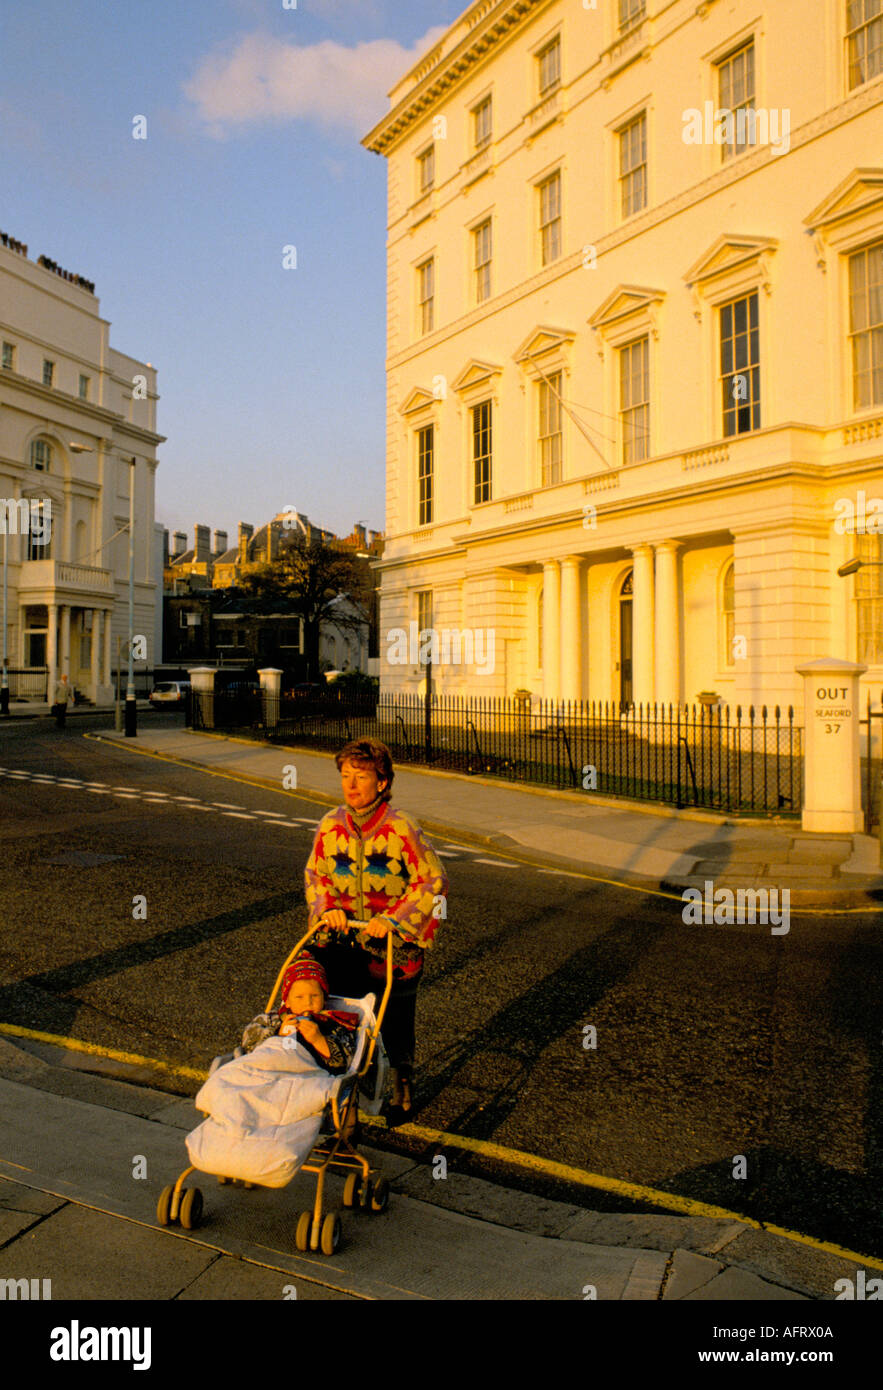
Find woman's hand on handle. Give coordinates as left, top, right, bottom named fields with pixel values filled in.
left=364, top=915, right=391, bottom=938
left=320, top=908, right=349, bottom=932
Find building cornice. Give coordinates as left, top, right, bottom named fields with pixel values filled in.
left=363, top=0, right=552, bottom=156
left=0, top=370, right=164, bottom=446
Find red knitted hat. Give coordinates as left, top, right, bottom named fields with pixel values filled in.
left=280, top=956, right=328, bottom=1007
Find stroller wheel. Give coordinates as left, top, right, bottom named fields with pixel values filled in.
left=342, top=1173, right=361, bottom=1209
left=217, top=1176, right=228, bottom=1185
left=320, top=1210, right=342, bottom=1256
left=156, top=1185, right=174, bottom=1226
left=295, top=1210, right=313, bottom=1252
left=370, top=1177, right=390, bottom=1214
left=180, top=1187, right=203, bottom=1230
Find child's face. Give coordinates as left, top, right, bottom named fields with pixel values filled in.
left=285, top=978, right=326, bottom=1016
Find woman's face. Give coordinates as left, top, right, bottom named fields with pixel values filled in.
left=341, top=758, right=387, bottom=810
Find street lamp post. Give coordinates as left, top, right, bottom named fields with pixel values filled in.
left=124, top=456, right=137, bottom=737
left=1, top=529, right=8, bottom=717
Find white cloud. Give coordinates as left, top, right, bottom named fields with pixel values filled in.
left=184, top=26, right=448, bottom=138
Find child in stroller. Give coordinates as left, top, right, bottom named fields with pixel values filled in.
left=157, top=922, right=392, bottom=1255
left=240, top=956, right=358, bottom=1073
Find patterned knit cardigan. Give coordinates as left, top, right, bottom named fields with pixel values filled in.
left=304, top=800, right=448, bottom=953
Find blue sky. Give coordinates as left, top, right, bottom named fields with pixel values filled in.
left=1, top=0, right=466, bottom=543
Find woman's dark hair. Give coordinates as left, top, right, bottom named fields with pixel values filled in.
left=335, top=739, right=394, bottom=801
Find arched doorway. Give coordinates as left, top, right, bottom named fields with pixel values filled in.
left=619, top=569, right=633, bottom=709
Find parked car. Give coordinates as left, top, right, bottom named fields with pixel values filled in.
left=149, top=681, right=191, bottom=707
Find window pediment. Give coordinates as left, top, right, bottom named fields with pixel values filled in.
left=400, top=386, right=439, bottom=417
left=805, top=169, right=883, bottom=234
left=684, top=235, right=778, bottom=289
left=514, top=324, right=575, bottom=370
left=589, top=285, right=665, bottom=340
left=451, top=358, right=502, bottom=395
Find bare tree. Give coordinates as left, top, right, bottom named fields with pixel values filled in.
left=238, top=532, right=372, bottom=681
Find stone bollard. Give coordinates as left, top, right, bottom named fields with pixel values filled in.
left=796, top=657, right=867, bottom=833
left=258, top=668, right=283, bottom=731
left=188, top=668, right=217, bottom=731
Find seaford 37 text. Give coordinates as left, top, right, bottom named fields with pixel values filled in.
left=682, top=882, right=790, bottom=935
left=50, top=1322, right=151, bottom=1371
left=386, top=622, right=495, bottom=674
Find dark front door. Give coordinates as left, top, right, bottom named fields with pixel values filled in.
left=620, top=598, right=633, bottom=709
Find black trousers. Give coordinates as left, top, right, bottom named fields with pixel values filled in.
left=311, top=937, right=421, bottom=1075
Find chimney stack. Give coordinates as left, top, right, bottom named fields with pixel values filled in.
left=194, top=524, right=211, bottom=563
left=173, top=531, right=187, bottom=557
left=213, top=529, right=228, bottom=556
left=162, top=528, right=170, bottom=567
left=238, top=522, right=254, bottom=566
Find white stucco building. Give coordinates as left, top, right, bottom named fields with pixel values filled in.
left=363, top=0, right=883, bottom=712
left=0, top=232, right=163, bottom=701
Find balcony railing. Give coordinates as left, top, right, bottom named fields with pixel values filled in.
left=18, top=560, right=113, bottom=596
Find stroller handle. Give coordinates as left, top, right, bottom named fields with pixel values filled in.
left=264, top=919, right=394, bottom=1082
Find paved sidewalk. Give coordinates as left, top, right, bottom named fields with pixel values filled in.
left=3, top=699, right=152, bottom=718
left=0, top=1033, right=868, bottom=1301
left=94, top=726, right=883, bottom=903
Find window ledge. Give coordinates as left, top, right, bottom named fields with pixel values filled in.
left=461, top=145, right=494, bottom=187
left=600, top=20, right=650, bottom=86
left=409, top=190, right=436, bottom=228
left=524, top=88, right=563, bottom=141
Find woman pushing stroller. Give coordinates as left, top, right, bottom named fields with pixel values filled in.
left=304, top=737, right=448, bottom=1124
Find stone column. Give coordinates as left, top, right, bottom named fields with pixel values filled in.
left=796, top=657, right=866, bottom=832
left=631, top=544, right=655, bottom=705
left=90, top=609, right=101, bottom=699
left=258, top=667, right=283, bottom=730
left=559, top=556, right=583, bottom=702
left=60, top=604, right=71, bottom=679
left=654, top=540, right=681, bottom=706
left=47, top=601, right=58, bottom=695
left=542, top=560, right=561, bottom=701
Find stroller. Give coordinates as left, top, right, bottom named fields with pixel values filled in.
left=156, top=921, right=392, bottom=1256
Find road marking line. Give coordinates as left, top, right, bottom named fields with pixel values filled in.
left=0, top=1023, right=206, bottom=1082
left=437, top=851, right=458, bottom=858
left=212, top=802, right=245, bottom=809
left=86, top=788, right=110, bottom=794
left=222, top=812, right=254, bottom=820
left=2, top=1020, right=879, bottom=1274
left=472, top=858, right=519, bottom=869
left=84, top=735, right=883, bottom=918
left=538, top=868, right=586, bottom=880
left=114, top=786, right=139, bottom=792
left=113, top=793, right=138, bottom=799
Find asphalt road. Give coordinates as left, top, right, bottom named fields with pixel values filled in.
left=0, top=711, right=880, bottom=1256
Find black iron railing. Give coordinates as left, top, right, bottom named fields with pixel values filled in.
left=190, top=688, right=803, bottom=816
